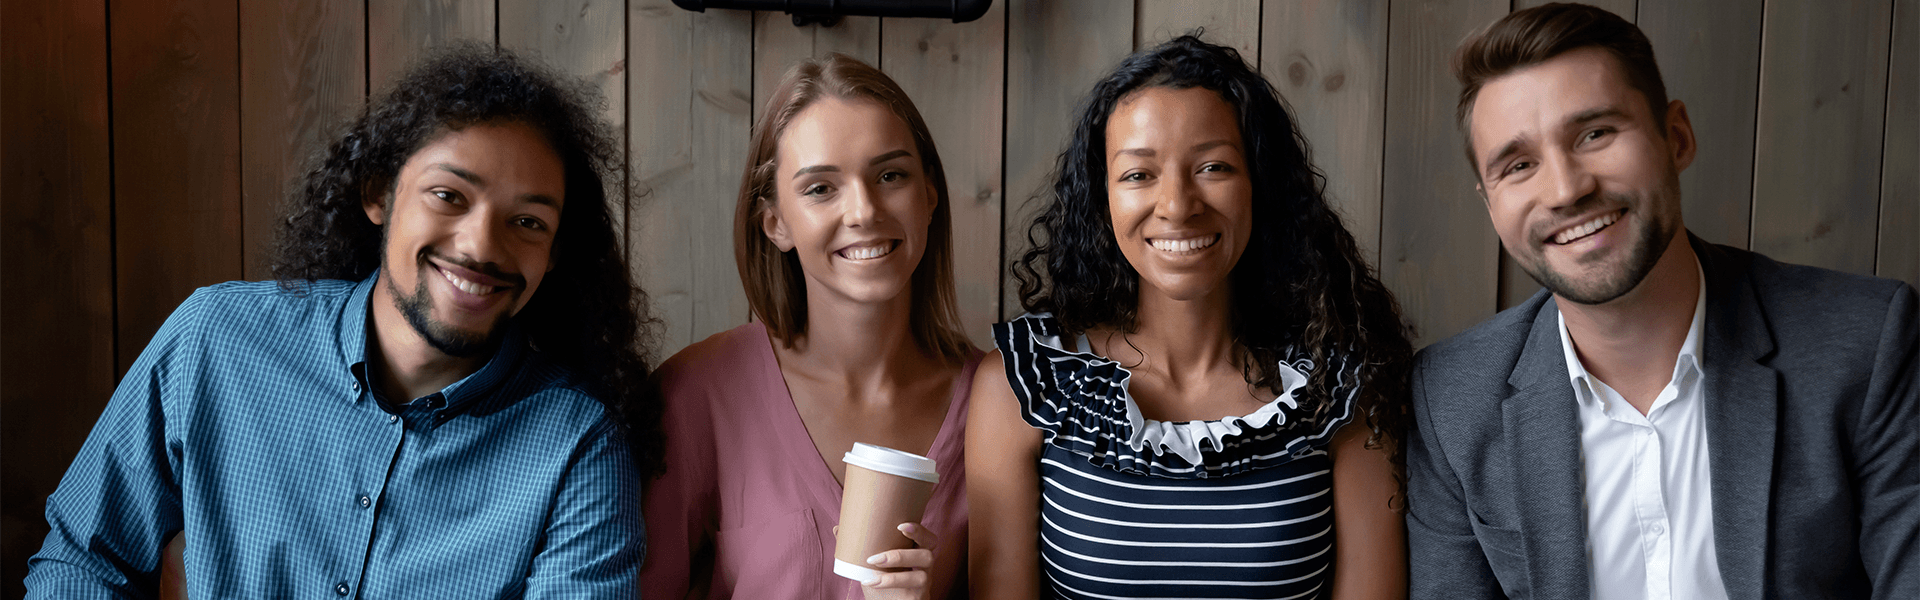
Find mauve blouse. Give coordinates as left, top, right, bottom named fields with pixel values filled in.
left=640, top=322, right=977, bottom=600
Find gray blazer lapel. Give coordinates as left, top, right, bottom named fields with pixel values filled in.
left=1503, top=299, right=1592, bottom=598
left=1693, top=237, right=1779, bottom=600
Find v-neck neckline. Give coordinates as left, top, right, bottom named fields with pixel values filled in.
left=750, top=322, right=966, bottom=497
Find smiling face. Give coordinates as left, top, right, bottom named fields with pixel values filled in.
left=364, top=121, right=565, bottom=357
left=1104, top=86, right=1254, bottom=305
left=1470, top=46, right=1695, bottom=305
left=761, top=96, right=937, bottom=309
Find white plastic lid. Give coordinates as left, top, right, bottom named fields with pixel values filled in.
left=842, top=442, right=939, bottom=483
left=833, top=559, right=883, bottom=583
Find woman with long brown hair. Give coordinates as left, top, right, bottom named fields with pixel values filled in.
left=640, top=54, right=978, bottom=600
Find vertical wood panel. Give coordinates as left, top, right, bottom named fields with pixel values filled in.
left=751, top=14, right=880, bottom=123
left=239, top=1, right=366, bottom=280
left=369, top=0, right=496, bottom=88
left=882, top=2, right=1008, bottom=345
left=1514, top=0, right=1634, bottom=19
left=499, top=0, right=627, bottom=129
left=1, top=0, right=115, bottom=594
left=1880, top=0, right=1918, bottom=287
left=1382, top=0, right=1506, bottom=345
left=1002, top=0, right=1135, bottom=319
left=1136, top=0, right=1260, bottom=61
left=1751, top=0, right=1892, bottom=276
left=1639, top=0, right=1762, bottom=250
left=111, top=0, right=244, bottom=372
left=629, top=1, right=754, bottom=354
left=1261, top=0, right=1388, bottom=264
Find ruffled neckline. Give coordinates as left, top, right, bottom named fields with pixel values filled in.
left=993, top=313, right=1356, bottom=479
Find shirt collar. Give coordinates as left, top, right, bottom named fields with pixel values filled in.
left=345, top=269, right=527, bottom=420
left=1557, top=257, right=1707, bottom=407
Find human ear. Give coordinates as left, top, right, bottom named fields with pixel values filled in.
left=362, top=184, right=389, bottom=226
left=760, top=199, right=795, bottom=251
left=1664, top=99, right=1697, bottom=172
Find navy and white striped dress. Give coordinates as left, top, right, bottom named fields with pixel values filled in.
left=994, top=314, right=1362, bottom=600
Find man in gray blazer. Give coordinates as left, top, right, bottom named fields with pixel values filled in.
left=1406, top=3, right=1919, bottom=599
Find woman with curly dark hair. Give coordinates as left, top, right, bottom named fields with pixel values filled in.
left=967, top=35, right=1414, bottom=599
left=641, top=54, right=978, bottom=600
left=123, top=44, right=660, bottom=598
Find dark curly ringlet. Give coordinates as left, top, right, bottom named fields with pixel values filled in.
left=269, top=43, right=665, bottom=480
left=1014, top=34, right=1415, bottom=491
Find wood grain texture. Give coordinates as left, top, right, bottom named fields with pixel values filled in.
left=499, top=0, right=626, bottom=128
left=882, top=1, right=1008, bottom=346
left=1261, top=0, right=1387, bottom=264
left=1513, top=0, right=1634, bottom=20
left=111, top=0, right=244, bottom=372
left=369, top=0, right=495, bottom=88
left=628, top=0, right=754, bottom=355
left=1002, top=0, right=1135, bottom=319
left=1136, top=0, right=1260, bottom=61
left=1879, top=0, right=1918, bottom=287
left=1, top=0, right=115, bottom=594
left=1381, top=0, right=1506, bottom=345
left=751, top=13, right=880, bottom=124
left=1751, top=0, right=1892, bottom=276
left=239, top=1, right=366, bottom=280
left=1639, top=0, right=1761, bottom=250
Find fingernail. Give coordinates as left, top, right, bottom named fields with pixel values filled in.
left=867, top=553, right=888, bottom=565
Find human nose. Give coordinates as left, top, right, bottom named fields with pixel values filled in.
left=843, top=181, right=880, bottom=227
left=1152, top=171, right=1202, bottom=221
left=452, top=207, right=507, bottom=263
left=1540, top=151, right=1597, bottom=209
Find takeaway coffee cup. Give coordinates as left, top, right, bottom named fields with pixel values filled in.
left=833, top=442, right=939, bottom=583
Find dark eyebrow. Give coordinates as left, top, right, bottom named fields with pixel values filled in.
left=520, top=193, right=560, bottom=209
left=1568, top=107, right=1628, bottom=127
left=868, top=149, right=912, bottom=166
left=1482, top=138, right=1526, bottom=179
left=793, top=165, right=839, bottom=178
left=433, top=164, right=485, bottom=187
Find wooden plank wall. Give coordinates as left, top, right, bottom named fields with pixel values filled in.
left=3, top=2, right=1914, bottom=596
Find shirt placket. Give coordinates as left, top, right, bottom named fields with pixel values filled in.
left=1633, top=394, right=1678, bottom=600
left=348, top=400, right=411, bottom=599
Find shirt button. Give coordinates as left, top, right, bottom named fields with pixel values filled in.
left=351, top=381, right=361, bottom=392
left=357, top=495, right=371, bottom=508
left=388, top=415, right=398, bottom=424
left=334, top=582, right=350, bottom=596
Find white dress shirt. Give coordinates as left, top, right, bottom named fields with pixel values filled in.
left=1557, top=264, right=1728, bottom=600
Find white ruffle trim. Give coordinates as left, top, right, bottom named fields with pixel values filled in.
left=1122, top=359, right=1309, bottom=465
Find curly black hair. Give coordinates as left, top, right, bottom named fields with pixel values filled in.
left=1014, top=34, right=1415, bottom=488
left=269, top=43, right=664, bottom=479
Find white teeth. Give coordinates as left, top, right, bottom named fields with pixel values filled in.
left=441, top=268, right=493, bottom=295
left=1150, top=235, right=1218, bottom=253
left=839, top=242, right=895, bottom=260
left=1553, top=211, right=1620, bottom=245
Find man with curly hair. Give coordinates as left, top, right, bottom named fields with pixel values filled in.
left=24, top=45, right=661, bottom=598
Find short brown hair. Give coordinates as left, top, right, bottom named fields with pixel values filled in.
left=1452, top=2, right=1668, bottom=172
left=733, top=53, right=972, bottom=362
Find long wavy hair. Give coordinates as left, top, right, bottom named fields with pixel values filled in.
left=269, top=43, right=664, bottom=479
left=1014, top=35, right=1415, bottom=484
left=734, top=53, right=972, bottom=363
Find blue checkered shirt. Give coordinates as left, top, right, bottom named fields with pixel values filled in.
left=25, top=273, right=643, bottom=599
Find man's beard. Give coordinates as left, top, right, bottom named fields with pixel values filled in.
left=1517, top=186, right=1679, bottom=306
left=388, top=250, right=520, bottom=358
